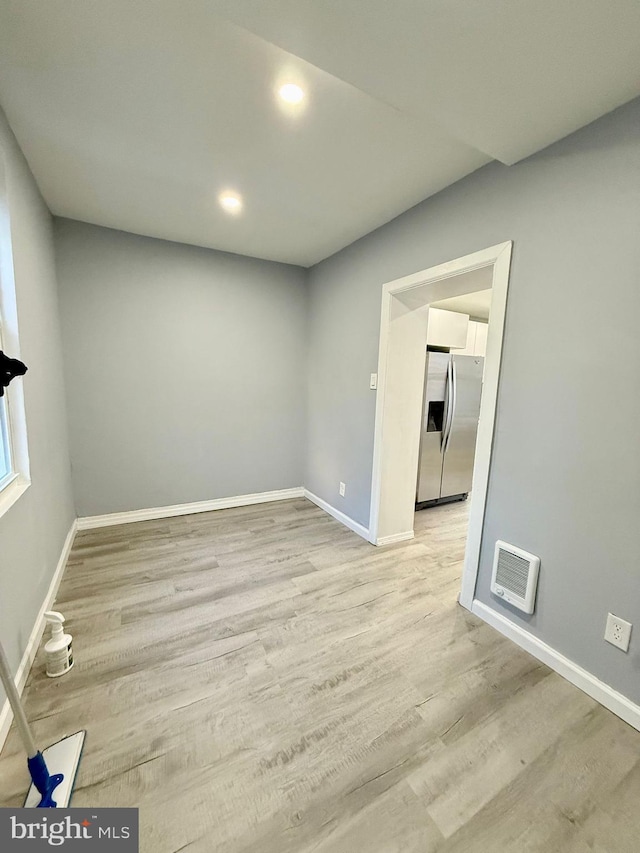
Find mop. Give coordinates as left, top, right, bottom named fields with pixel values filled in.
left=0, top=350, right=86, bottom=807
left=0, top=641, right=85, bottom=807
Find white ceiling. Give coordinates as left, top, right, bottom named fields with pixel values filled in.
left=0, top=1, right=639, bottom=267
left=431, top=289, right=493, bottom=322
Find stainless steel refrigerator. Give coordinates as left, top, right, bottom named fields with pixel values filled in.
left=416, top=351, right=484, bottom=507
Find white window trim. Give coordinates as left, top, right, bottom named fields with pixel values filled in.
left=0, top=352, right=30, bottom=521
left=0, top=472, right=29, bottom=517
left=0, top=153, right=30, bottom=519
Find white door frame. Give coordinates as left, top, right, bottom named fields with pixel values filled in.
left=368, top=241, right=513, bottom=610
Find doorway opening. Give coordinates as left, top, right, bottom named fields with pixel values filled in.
left=368, top=242, right=512, bottom=610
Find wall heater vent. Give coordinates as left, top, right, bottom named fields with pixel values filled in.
left=490, top=541, right=540, bottom=614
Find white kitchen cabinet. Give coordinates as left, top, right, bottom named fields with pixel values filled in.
left=473, top=321, right=488, bottom=356
left=454, top=322, right=477, bottom=356
left=426, top=307, right=468, bottom=349
left=452, top=319, right=488, bottom=356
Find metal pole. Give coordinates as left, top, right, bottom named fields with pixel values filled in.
left=0, top=638, right=38, bottom=758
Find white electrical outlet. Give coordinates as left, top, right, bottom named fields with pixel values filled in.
left=604, top=613, right=632, bottom=652
left=339, top=482, right=346, bottom=497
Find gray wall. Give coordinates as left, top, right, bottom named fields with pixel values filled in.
left=0, top=109, right=74, bottom=682
left=306, top=98, right=640, bottom=702
left=55, top=221, right=307, bottom=517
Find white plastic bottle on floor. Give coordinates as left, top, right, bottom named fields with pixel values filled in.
left=44, top=611, right=74, bottom=677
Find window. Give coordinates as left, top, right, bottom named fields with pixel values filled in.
left=0, top=314, right=18, bottom=491
left=0, top=311, right=23, bottom=502
left=0, top=155, right=30, bottom=515
left=0, top=387, right=12, bottom=487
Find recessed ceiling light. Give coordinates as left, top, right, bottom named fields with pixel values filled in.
left=219, top=192, right=242, bottom=214
left=278, top=83, right=305, bottom=105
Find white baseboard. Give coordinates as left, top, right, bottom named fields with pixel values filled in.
left=472, top=600, right=640, bottom=733
left=303, top=490, right=371, bottom=543
left=0, top=518, right=78, bottom=752
left=77, top=487, right=305, bottom=530
left=376, top=531, right=415, bottom=546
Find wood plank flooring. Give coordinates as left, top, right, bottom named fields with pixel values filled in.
left=1, top=498, right=639, bottom=851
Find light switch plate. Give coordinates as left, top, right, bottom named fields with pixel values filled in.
left=370, top=373, right=377, bottom=390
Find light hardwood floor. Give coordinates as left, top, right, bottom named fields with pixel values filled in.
left=1, top=498, right=639, bottom=851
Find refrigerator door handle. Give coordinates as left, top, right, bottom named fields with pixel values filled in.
left=442, top=357, right=454, bottom=451
left=443, top=357, right=457, bottom=454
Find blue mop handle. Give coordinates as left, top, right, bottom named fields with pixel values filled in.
left=0, top=638, right=63, bottom=807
